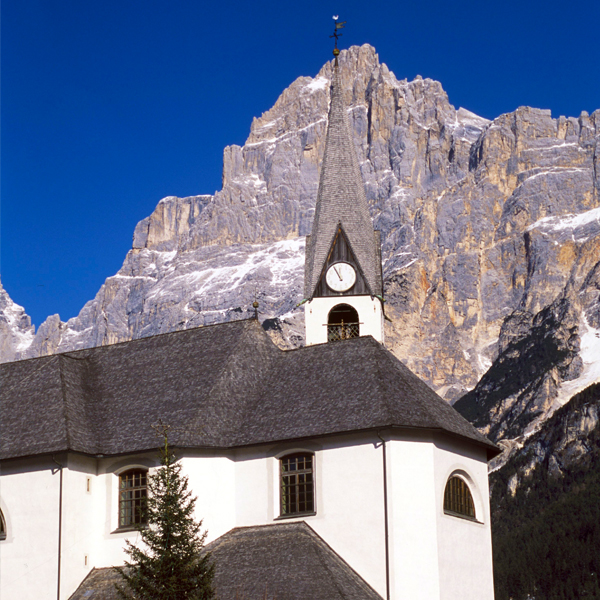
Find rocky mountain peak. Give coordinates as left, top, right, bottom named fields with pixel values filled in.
left=0, top=279, right=35, bottom=362
left=1, top=46, right=598, bottom=460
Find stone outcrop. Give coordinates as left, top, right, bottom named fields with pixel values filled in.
left=1, top=45, right=599, bottom=453
left=0, top=280, right=35, bottom=363
left=489, top=381, right=600, bottom=497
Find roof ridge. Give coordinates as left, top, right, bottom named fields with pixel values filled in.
left=280, top=332, right=375, bottom=354
left=0, top=353, right=58, bottom=394
left=186, top=320, right=270, bottom=443
left=379, top=347, right=445, bottom=428
left=57, top=355, right=72, bottom=450
left=203, top=319, right=253, bottom=389
left=212, top=520, right=307, bottom=538
left=307, top=531, right=349, bottom=600
left=227, top=322, right=284, bottom=442
left=1, top=318, right=257, bottom=367
left=371, top=340, right=395, bottom=423
left=377, top=346, right=497, bottom=450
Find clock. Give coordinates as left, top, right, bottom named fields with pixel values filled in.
left=326, top=262, right=356, bottom=292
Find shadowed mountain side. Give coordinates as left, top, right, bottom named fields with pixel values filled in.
left=489, top=382, right=600, bottom=600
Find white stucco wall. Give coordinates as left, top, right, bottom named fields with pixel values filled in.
left=387, top=437, right=441, bottom=600
left=304, top=295, right=384, bottom=345
left=306, top=438, right=387, bottom=595
left=385, top=433, right=494, bottom=600
left=0, top=432, right=495, bottom=600
left=59, top=454, right=102, bottom=600
left=0, top=457, right=62, bottom=600
left=433, top=439, right=495, bottom=600
left=179, top=453, right=237, bottom=543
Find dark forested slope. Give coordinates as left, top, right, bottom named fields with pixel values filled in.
left=490, top=383, right=600, bottom=600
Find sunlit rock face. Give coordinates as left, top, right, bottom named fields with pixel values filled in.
left=1, top=44, right=599, bottom=448
left=0, top=280, right=35, bottom=363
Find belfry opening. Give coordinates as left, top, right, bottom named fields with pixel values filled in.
left=327, top=304, right=359, bottom=342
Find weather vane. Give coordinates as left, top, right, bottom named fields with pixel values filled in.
left=330, top=16, right=346, bottom=60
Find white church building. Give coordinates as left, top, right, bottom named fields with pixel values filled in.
left=0, top=56, right=499, bottom=600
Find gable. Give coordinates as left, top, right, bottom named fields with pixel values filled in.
left=313, top=224, right=372, bottom=297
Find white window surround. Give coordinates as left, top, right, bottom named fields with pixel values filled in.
left=0, top=507, right=7, bottom=541
left=118, top=469, right=148, bottom=530
left=108, top=459, right=155, bottom=534
left=305, top=295, right=384, bottom=345
left=272, top=448, right=320, bottom=521
left=442, top=468, right=484, bottom=524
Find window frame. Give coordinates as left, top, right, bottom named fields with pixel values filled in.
left=118, top=468, right=148, bottom=531
left=278, top=452, right=316, bottom=519
left=443, top=474, right=477, bottom=522
left=0, top=508, right=6, bottom=541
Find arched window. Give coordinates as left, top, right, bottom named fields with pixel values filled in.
left=280, top=453, right=315, bottom=517
left=0, top=509, right=6, bottom=541
left=327, top=304, right=359, bottom=342
left=444, top=475, right=476, bottom=520
left=119, top=469, right=148, bottom=529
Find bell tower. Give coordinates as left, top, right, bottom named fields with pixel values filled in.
left=304, top=41, right=384, bottom=346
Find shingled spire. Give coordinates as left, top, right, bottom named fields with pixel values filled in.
left=304, top=60, right=382, bottom=299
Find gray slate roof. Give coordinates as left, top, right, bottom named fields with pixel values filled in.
left=68, top=522, right=383, bottom=600
left=304, top=64, right=382, bottom=298
left=0, top=319, right=498, bottom=460
left=205, top=522, right=383, bottom=600
left=68, top=567, right=122, bottom=600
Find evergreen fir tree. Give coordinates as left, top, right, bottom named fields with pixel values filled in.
left=116, top=424, right=215, bottom=600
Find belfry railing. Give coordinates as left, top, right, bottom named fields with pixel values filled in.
left=327, top=320, right=360, bottom=342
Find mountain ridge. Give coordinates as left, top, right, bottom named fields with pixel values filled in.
left=2, top=44, right=599, bottom=454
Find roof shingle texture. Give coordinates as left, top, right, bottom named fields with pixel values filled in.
left=68, top=522, right=382, bottom=600
left=204, top=522, right=383, bottom=600
left=0, top=319, right=497, bottom=460
left=304, top=64, right=382, bottom=298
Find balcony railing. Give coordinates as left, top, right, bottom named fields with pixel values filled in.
left=327, top=322, right=360, bottom=342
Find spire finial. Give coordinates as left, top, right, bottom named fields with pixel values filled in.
left=252, top=288, right=259, bottom=320
left=330, top=16, right=346, bottom=65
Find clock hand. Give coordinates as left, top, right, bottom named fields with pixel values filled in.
left=334, top=266, right=342, bottom=280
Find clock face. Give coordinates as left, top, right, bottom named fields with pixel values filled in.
left=326, top=262, right=356, bottom=292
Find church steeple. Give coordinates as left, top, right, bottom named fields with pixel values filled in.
left=304, top=61, right=382, bottom=300
left=304, top=39, right=384, bottom=346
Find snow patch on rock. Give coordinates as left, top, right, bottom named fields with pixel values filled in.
left=555, top=315, right=600, bottom=408
left=306, top=76, right=329, bottom=93
left=527, top=206, right=600, bottom=234
left=0, top=282, right=35, bottom=362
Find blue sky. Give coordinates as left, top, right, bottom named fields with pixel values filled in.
left=2, top=0, right=599, bottom=327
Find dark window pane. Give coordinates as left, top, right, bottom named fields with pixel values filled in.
left=119, top=469, right=148, bottom=528
left=444, top=476, right=475, bottom=519
left=280, top=453, right=315, bottom=516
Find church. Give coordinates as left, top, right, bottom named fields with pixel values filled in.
left=0, top=50, right=499, bottom=600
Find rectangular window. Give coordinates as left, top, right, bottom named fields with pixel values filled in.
left=119, top=470, right=147, bottom=528
left=280, top=453, right=315, bottom=516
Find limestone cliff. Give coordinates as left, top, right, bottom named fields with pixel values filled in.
left=1, top=45, right=599, bottom=453
left=0, top=280, right=34, bottom=362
